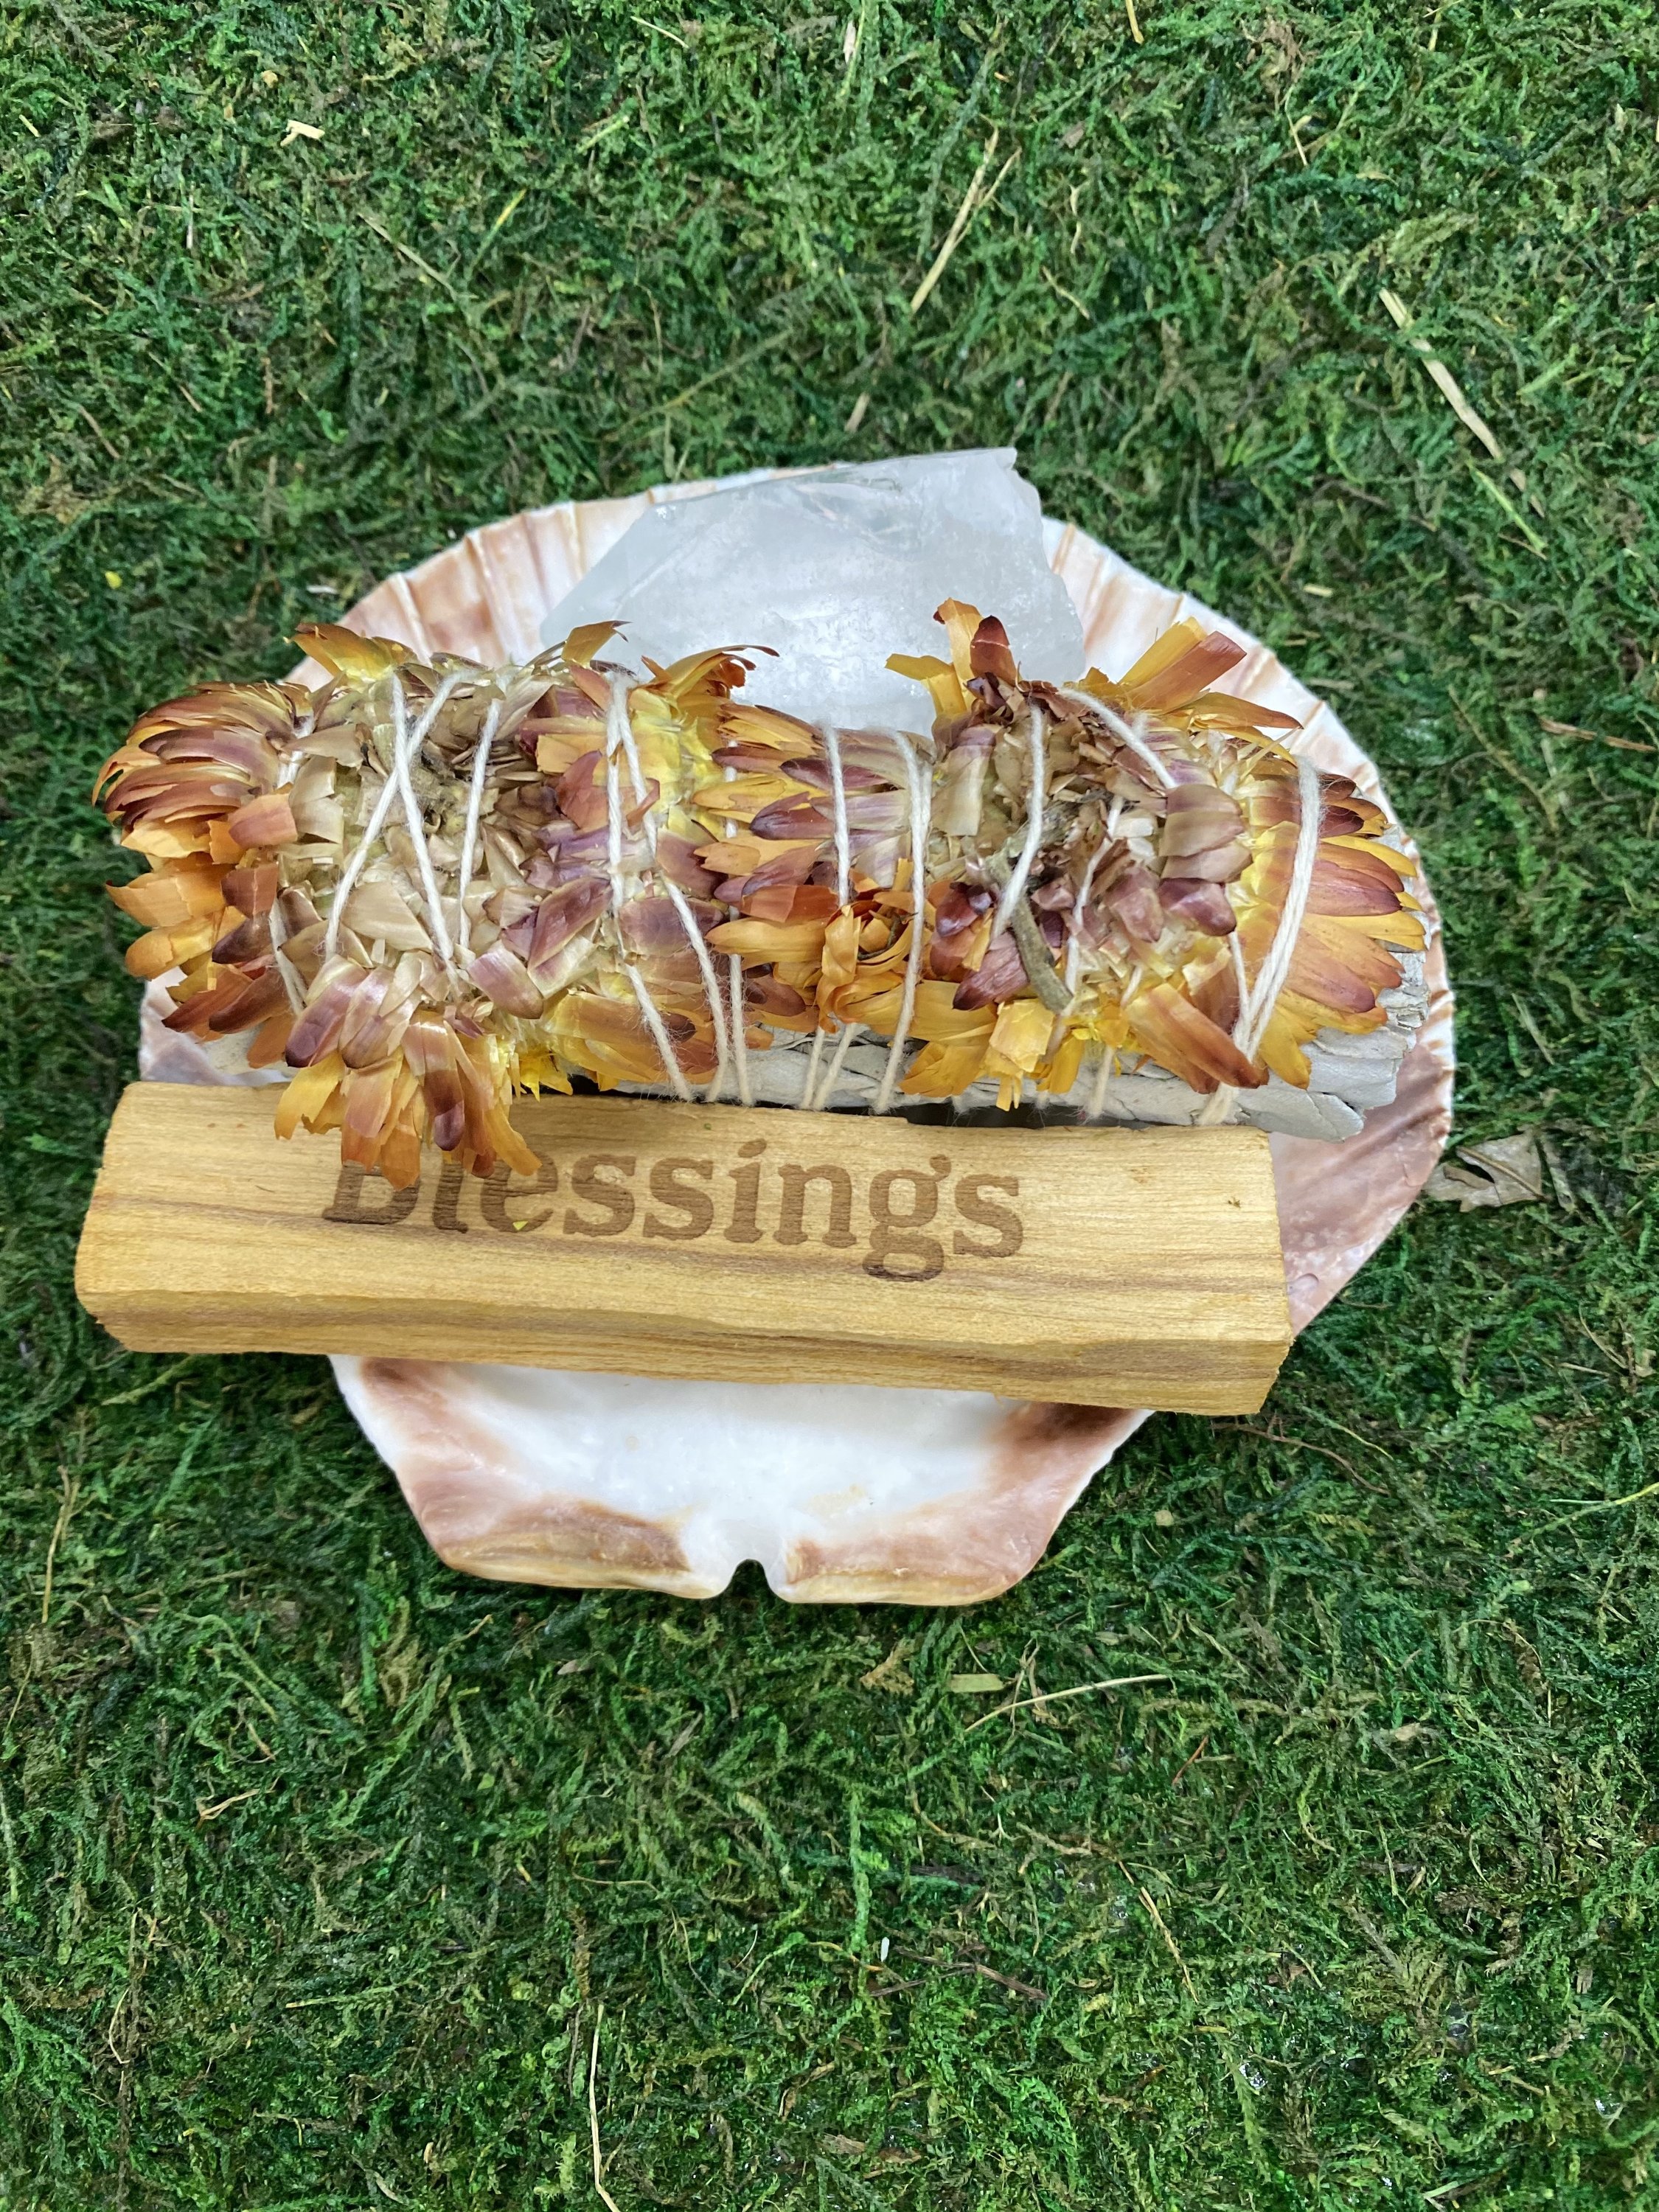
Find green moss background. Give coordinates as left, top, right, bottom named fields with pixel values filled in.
left=3, top=1, right=1658, bottom=2204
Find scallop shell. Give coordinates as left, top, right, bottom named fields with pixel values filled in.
left=140, top=473, right=1455, bottom=1604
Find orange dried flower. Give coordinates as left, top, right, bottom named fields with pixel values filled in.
left=97, top=606, right=1427, bottom=1178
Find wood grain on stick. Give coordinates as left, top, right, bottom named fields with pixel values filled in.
left=75, top=1084, right=1291, bottom=1411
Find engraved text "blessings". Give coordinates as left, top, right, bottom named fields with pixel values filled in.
left=325, top=1144, right=1023, bottom=1284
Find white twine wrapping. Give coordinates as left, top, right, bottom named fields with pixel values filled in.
left=1227, top=928, right=1249, bottom=1023
left=605, top=670, right=731, bottom=1102
left=727, top=956, right=752, bottom=1106
left=454, top=697, right=503, bottom=962
left=992, top=705, right=1048, bottom=935
left=714, top=742, right=754, bottom=1109
left=818, top=722, right=852, bottom=908
left=267, top=901, right=307, bottom=1015
left=1056, top=686, right=1175, bottom=793
left=799, top=722, right=856, bottom=1111
left=600, top=672, right=690, bottom=1100
left=324, top=669, right=466, bottom=964
left=389, top=675, right=462, bottom=982
left=872, top=732, right=933, bottom=1116
left=625, top=966, right=692, bottom=1101
left=802, top=1023, right=826, bottom=1106
left=1062, top=797, right=1120, bottom=1006
left=1199, top=751, right=1323, bottom=1125
left=807, top=1017, right=863, bottom=1112
left=1086, top=1040, right=1118, bottom=1121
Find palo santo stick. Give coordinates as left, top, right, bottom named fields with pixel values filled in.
left=74, top=1085, right=1292, bottom=1414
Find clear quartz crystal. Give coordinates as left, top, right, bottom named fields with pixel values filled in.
left=541, top=448, right=1086, bottom=729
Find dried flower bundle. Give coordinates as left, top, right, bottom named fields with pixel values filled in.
left=97, top=606, right=1427, bottom=1184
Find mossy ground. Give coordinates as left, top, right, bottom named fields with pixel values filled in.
left=2, top=2, right=1658, bottom=2205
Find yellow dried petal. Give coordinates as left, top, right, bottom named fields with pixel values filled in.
left=108, top=866, right=223, bottom=928
left=691, top=771, right=801, bottom=820
left=293, top=625, right=413, bottom=682
left=1039, top=1026, right=1087, bottom=1095
left=124, top=820, right=209, bottom=860
left=1118, top=616, right=1206, bottom=694
left=275, top=1054, right=344, bottom=1138
left=708, top=917, right=828, bottom=964
left=986, top=996, right=1057, bottom=1076
left=900, top=1033, right=993, bottom=1096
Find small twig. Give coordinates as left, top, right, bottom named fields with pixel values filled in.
left=1225, top=1422, right=1391, bottom=1495
left=964, top=1673, right=1167, bottom=1733
left=1039, top=265, right=1091, bottom=320
left=41, top=1472, right=81, bottom=1625
left=1378, top=288, right=1503, bottom=460
left=1538, top=716, right=1654, bottom=756
left=283, top=1984, right=403, bottom=2009
left=909, top=133, right=1016, bottom=314
left=1379, top=289, right=1545, bottom=522
left=1584, top=1478, right=1659, bottom=1513
left=1543, top=1481, right=1659, bottom=1530
left=1122, top=1869, right=1200, bottom=2006
left=361, top=212, right=458, bottom=296
left=1380, top=285, right=1557, bottom=526
left=588, top=2004, right=622, bottom=2212
left=613, top=321, right=798, bottom=434
left=630, top=13, right=686, bottom=46
left=195, top=1789, right=260, bottom=1823
left=1170, top=1734, right=1209, bottom=1787
left=950, top=1959, right=1048, bottom=2003
left=487, top=188, right=526, bottom=240
left=1009, top=894, right=1071, bottom=1012
left=883, top=1949, right=1048, bottom=2002
left=1466, top=462, right=1546, bottom=556
left=77, top=403, right=121, bottom=461
left=577, top=111, right=630, bottom=154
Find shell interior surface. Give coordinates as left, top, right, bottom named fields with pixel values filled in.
left=119, top=464, right=1455, bottom=1603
